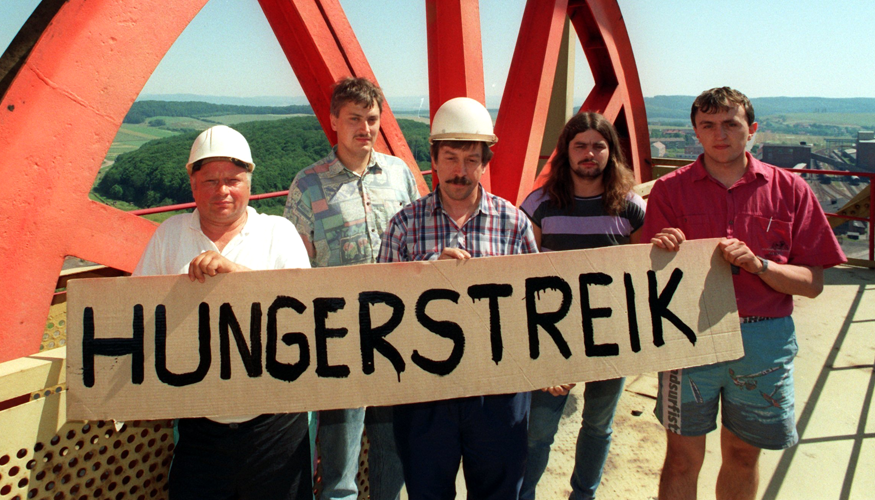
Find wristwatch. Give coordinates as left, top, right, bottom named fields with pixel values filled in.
left=752, top=256, right=769, bottom=275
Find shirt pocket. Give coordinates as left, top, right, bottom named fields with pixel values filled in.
left=738, top=214, right=792, bottom=263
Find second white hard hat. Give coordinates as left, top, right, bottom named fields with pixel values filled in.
left=430, top=97, right=498, bottom=146
left=186, top=125, right=255, bottom=175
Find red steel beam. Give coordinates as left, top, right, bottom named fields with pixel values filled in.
left=572, top=0, right=650, bottom=182
left=0, top=0, right=208, bottom=362
left=532, top=0, right=651, bottom=194
left=258, top=0, right=429, bottom=195
left=425, top=0, right=486, bottom=109
left=491, top=0, right=568, bottom=205
left=425, top=0, right=487, bottom=189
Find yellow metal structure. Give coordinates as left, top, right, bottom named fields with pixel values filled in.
left=0, top=348, right=174, bottom=500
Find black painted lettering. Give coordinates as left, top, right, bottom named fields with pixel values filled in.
left=82, top=305, right=144, bottom=388
left=467, top=284, right=513, bottom=364
left=314, top=298, right=350, bottom=379
left=218, top=302, right=263, bottom=380
left=624, top=273, right=641, bottom=353
left=525, top=276, right=572, bottom=359
left=648, top=269, right=696, bottom=347
left=359, top=291, right=406, bottom=380
left=411, top=289, right=464, bottom=376
left=579, top=273, right=618, bottom=357
left=156, top=303, right=210, bottom=387
left=266, top=296, right=310, bottom=382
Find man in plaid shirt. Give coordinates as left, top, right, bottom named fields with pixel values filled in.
left=378, top=97, right=538, bottom=499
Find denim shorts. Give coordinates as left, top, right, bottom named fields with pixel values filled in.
left=655, top=316, right=799, bottom=450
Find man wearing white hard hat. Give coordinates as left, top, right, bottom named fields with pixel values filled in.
left=284, top=77, right=420, bottom=500
left=378, top=97, right=538, bottom=499
left=133, top=125, right=313, bottom=499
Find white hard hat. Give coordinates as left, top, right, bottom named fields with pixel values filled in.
left=430, top=97, right=498, bottom=146
left=186, top=125, right=255, bottom=175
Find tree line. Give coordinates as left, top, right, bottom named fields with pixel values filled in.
left=123, top=100, right=314, bottom=124
left=97, top=116, right=431, bottom=214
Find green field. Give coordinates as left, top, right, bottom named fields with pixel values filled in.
left=209, top=113, right=306, bottom=125
left=106, top=124, right=180, bottom=161
left=769, top=113, right=875, bottom=127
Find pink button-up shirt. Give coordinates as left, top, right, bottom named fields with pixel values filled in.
left=642, top=153, right=846, bottom=318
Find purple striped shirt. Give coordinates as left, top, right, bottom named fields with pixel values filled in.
left=378, top=185, right=538, bottom=262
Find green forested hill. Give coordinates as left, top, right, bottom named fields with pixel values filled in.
left=123, top=100, right=313, bottom=124
left=96, top=116, right=431, bottom=215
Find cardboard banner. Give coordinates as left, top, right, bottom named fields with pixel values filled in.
left=67, top=238, right=743, bottom=420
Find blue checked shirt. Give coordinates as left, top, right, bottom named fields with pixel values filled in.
left=378, top=185, right=538, bottom=263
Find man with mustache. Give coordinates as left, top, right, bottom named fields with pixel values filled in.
left=378, top=97, right=538, bottom=499
left=643, top=87, right=845, bottom=500
left=284, top=77, right=420, bottom=500
left=134, top=125, right=313, bottom=499
left=518, top=112, right=645, bottom=500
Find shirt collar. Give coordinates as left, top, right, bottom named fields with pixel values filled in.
left=326, top=146, right=383, bottom=178
left=690, top=152, right=769, bottom=187
left=190, top=206, right=256, bottom=237
left=430, top=184, right=491, bottom=218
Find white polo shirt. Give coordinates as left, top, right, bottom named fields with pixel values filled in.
left=133, top=206, right=310, bottom=422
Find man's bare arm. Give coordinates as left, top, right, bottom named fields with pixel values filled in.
left=718, top=238, right=824, bottom=298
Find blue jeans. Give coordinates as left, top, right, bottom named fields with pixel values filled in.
left=318, top=407, right=403, bottom=500
left=521, top=378, right=625, bottom=500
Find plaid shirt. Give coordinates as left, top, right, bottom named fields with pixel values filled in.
left=284, top=147, right=420, bottom=268
left=378, top=185, right=538, bottom=263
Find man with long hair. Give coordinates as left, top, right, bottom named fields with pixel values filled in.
left=519, top=112, right=645, bottom=499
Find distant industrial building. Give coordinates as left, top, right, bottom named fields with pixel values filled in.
left=857, top=139, right=875, bottom=172
left=761, top=143, right=812, bottom=168
left=651, top=141, right=666, bottom=158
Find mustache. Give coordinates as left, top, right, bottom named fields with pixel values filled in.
left=445, top=176, right=473, bottom=186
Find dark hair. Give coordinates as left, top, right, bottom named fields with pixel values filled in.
left=330, top=77, right=384, bottom=116
left=691, top=87, right=755, bottom=127
left=542, top=112, right=634, bottom=215
left=430, top=140, right=494, bottom=165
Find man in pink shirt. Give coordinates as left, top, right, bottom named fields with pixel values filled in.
left=642, top=87, right=845, bottom=500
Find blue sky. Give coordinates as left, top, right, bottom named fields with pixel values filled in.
left=2, top=0, right=874, bottom=103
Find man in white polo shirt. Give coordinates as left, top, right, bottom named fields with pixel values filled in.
left=134, top=125, right=312, bottom=499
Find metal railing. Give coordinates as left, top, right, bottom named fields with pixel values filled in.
left=129, top=161, right=872, bottom=265
left=130, top=170, right=435, bottom=217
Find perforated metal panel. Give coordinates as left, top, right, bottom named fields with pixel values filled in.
left=41, top=304, right=67, bottom=353
left=0, top=413, right=173, bottom=500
